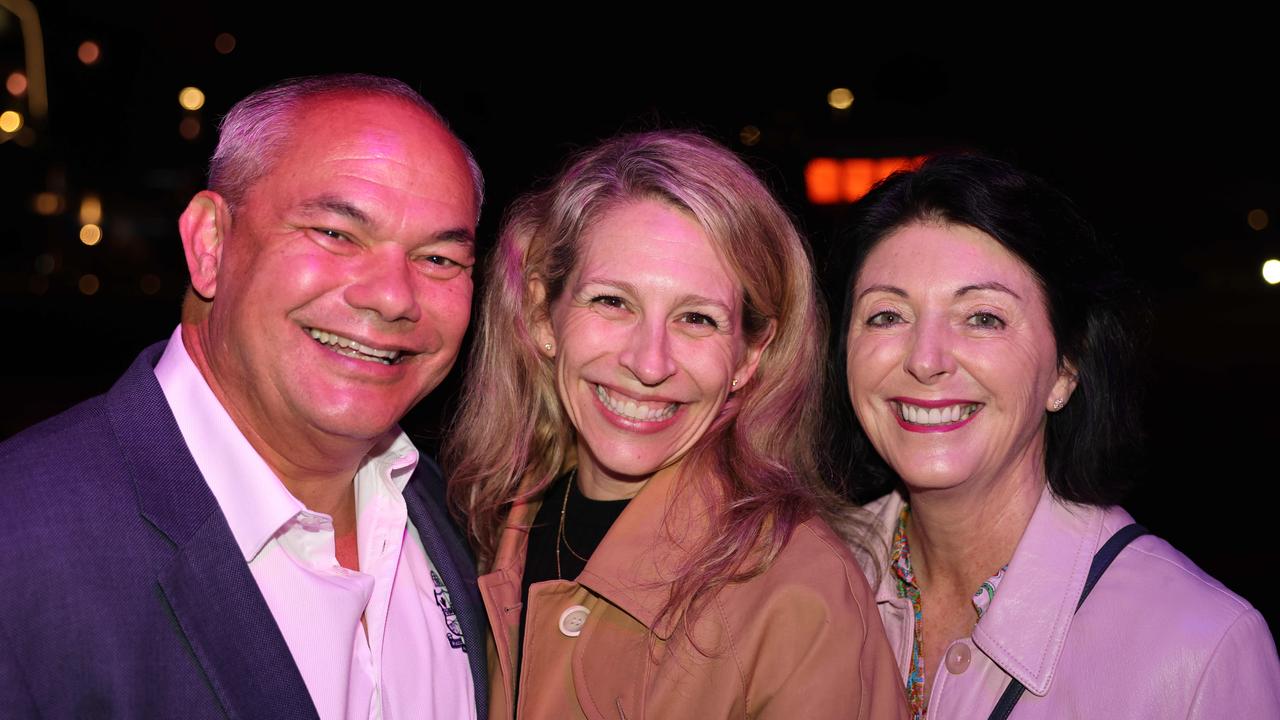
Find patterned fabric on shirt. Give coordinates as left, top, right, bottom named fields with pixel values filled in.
left=890, top=504, right=1009, bottom=720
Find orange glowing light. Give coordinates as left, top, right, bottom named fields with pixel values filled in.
left=214, top=33, right=237, bottom=54
left=840, top=159, right=876, bottom=203
left=827, top=87, right=854, bottom=110
left=0, top=110, right=22, bottom=133
left=78, top=41, right=101, bottom=65
left=33, top=192, right=62, bottom=215
left=178, top=86, right=205, bottom=111
left=79, top=223, right=102, bottom=246
left=79, top=194, right=102, bottom=224
left=6, top=71, right=27, bottom=96
left=805, top=158, right=842, bottom=205
left=179, top=116, right=201, bottom=140
left=79, top=274, right=101, bottom=295
left=805, top=155, right=927, bottom=204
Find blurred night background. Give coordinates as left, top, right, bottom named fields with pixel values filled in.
left=3, top=7, right=1277, bottom=630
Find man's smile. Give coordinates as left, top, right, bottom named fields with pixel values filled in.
left=307, top=327, right=404, bottom=365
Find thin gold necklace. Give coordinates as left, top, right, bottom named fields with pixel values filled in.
left=556, top=470, right=589, bottom=579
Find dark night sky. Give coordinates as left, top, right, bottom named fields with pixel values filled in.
left=3, top=8, right=1278, bottom=628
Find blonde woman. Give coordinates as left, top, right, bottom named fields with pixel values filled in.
left=445, top=131, right=907, bottom=719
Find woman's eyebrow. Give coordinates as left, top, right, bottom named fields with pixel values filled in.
left=954, top=281, right=1022, bottom=300
left=856, top=284, right=908, bottom=301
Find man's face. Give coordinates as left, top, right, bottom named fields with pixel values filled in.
left=203, top=94, right=477, bottom=450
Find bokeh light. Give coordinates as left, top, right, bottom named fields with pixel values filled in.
left=179, top=116, right=201, bottom=140
left=79, top=274, right=101, bottom=295
left=79, top=223, right=102, bottom=246
left=1247, top=209, right=1269, bottom=231
left=78, top=41, right=101, bottom=65
left=214, top=33, right=237, bottom=54
left=33, top=192, right=63, bottom=215
left=827, top=87, right=854, bottom=110
left=0, top=110, right=23, bottom=133
left=79, top=194, right=102, bottom=225
left=33, top=254, right=55, bottom=275
left=739, top=125, right=762, bottom=147
left=140, top=274, right=162, bottom=295
left=1263, top=259, right=1280, bottom=285
left=178, top=86, right=205, bottom=111
left=6, top=71, right=27, bottom=96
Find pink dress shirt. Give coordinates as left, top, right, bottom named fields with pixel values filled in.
left=865, top=486, right=1280, bottom=719
left=154, top=328, right=475, bottom=720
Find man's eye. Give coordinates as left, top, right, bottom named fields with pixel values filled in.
left=967, top=312, right=1006, bottom=329
left=867, top=311, right=903, bottom=326
left=415, top=254, right=469, bottom=279
left=314, top=228, right=350, bottom=242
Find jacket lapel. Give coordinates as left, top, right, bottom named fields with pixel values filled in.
left=574, top=465, right=712, bottom=640
left=971, top=486, right=1103, bottom=696
left=107, top=345, right=318, bottom=720
left=403, top=456, right=489, bottom=720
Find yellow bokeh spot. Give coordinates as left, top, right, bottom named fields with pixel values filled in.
left=0, top=110, right=23, bottom=133
left=827, top=87, right=855, bottom=110
left=80, top=194, right=102, bottom=225
left=79, top=274, right=101, bottom=296
left=80, top=223, right=103, bottom=246
left=1247, top=209, right=1269, bottom=231
left=179, top=86, right=206, bottom=111
left=739, top=125, right=762, bottom=147
left=1263, top=259, right=1280, bottom=285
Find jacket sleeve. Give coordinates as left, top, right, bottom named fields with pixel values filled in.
left=1187, top=608, right=1280, bottom=718
left=0, top=623, right=39, bottom=717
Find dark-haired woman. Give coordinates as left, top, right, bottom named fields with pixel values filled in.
left=838, top=154, right=1280, bottom=718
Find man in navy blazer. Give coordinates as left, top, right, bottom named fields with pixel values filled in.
left=0, top=75, right=488, bottom=719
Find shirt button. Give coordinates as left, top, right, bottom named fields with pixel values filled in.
left=945, top=641, right=972, bottom=674
left=559, top=605, right=590, bottom=637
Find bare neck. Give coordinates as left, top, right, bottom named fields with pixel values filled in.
left=905, top=467, right=1044, bottom=597
left=182, top=323, right=366, bottom=535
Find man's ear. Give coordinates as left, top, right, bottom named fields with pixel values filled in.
left=528, top=275, right=556, bottom=358
left=178, top=191, right=231, bottom=300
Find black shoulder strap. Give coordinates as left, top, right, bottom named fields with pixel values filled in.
left=986, top=523, right=1148, bottom=720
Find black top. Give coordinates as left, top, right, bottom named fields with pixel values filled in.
left=516, top=471, right=631, bottom=685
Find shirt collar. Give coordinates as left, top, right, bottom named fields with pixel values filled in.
left=153, top=326, right=419, bottom=562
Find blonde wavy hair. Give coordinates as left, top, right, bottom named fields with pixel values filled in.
left=445, top=130, right=868, bottom=630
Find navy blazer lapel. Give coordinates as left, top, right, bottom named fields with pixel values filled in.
left=404, top=456, right=489, bottom=720
left=107, top=345, right=318, bottom=720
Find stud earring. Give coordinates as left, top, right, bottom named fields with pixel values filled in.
left=543, top=342, right=553, bottom=352
left=1051, top=397, right=1064, bottom=411
left=731, top=378, right=739, bottom=388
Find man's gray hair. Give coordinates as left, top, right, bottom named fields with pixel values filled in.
left=208, top=74, right=484, bottom=220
